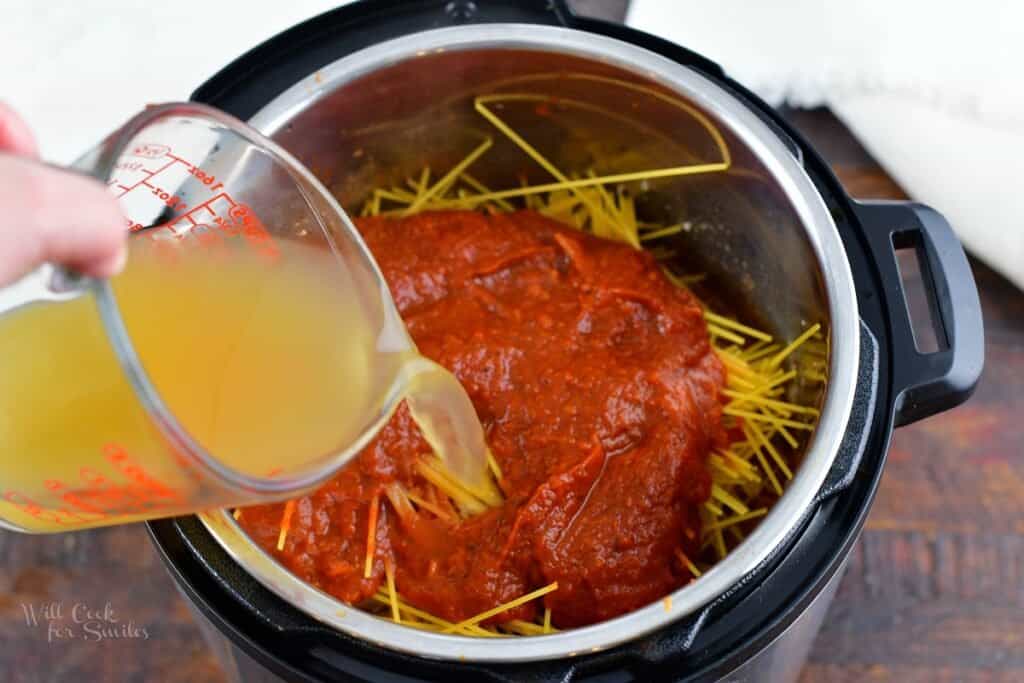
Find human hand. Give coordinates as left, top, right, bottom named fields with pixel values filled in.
left=0, top=102, right=127, bottom=287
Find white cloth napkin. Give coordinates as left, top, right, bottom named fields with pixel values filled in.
left=0, top=0, right=342, bottom=163
left=627, top=0, right=1024, bottom=291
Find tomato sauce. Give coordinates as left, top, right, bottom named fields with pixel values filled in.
left=238, top=210, right=726, bottom=628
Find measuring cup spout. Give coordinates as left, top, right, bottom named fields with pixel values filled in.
left=401, top=357, right=495, bottom=498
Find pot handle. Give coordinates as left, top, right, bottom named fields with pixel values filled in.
left=855, top=200, right=984, bottom=427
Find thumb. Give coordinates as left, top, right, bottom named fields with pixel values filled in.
left=0, top=154, right=128, bottom=286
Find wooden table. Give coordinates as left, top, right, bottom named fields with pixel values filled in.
left=0, top=24, right=1020, bottom=683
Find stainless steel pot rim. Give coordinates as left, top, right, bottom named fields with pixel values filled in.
left=198, top=23, right=860, bottom=663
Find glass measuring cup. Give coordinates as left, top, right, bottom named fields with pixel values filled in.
left=0, top=103, right=487, bottom=533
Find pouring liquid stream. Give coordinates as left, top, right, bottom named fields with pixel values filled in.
left=0, top=236, right=494, bottom=532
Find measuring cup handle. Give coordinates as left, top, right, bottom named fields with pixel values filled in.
left=0, top=264, right=95, bottom=316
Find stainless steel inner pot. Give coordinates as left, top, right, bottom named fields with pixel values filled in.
left=197, top=24, right=859, bottom=663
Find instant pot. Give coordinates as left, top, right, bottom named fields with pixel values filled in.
left=147, top=1, right=984, bottom=680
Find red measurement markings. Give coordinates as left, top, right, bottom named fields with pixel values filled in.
left=135, top=217, right=191, bottom=266
left=230, top=204, right=281, bottom=263
left=191, top=223, right=226, bottom=250
left=43, top=473, right=128, bottom=521
left=212, top=210, right=242, bottom=238
left=137, top=192, right=232, bottom=239
left=125, top=177, right=279, bottom=266
left=114, top=160, right=146, bottom=173
left=103, top=443, right=184, bottom=505
left=112, top=147, right=207, bottom=204
left=147, top=183, right=188, bottom=212
left=182, top=191, right=236, bottom=228
left=187, top=165, right=225, bottom=193
left=3, top=491, right=91, bottom=527
left=112, top=156, right=177, bottom=199
left=113, top=148, right=252, bottom=244
left=2, top=444, right=187, bottom=526
left=129, top=143, right=170, bottom=159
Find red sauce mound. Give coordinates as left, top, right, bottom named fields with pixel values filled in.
left=238, top=210, right=726, bottom=628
